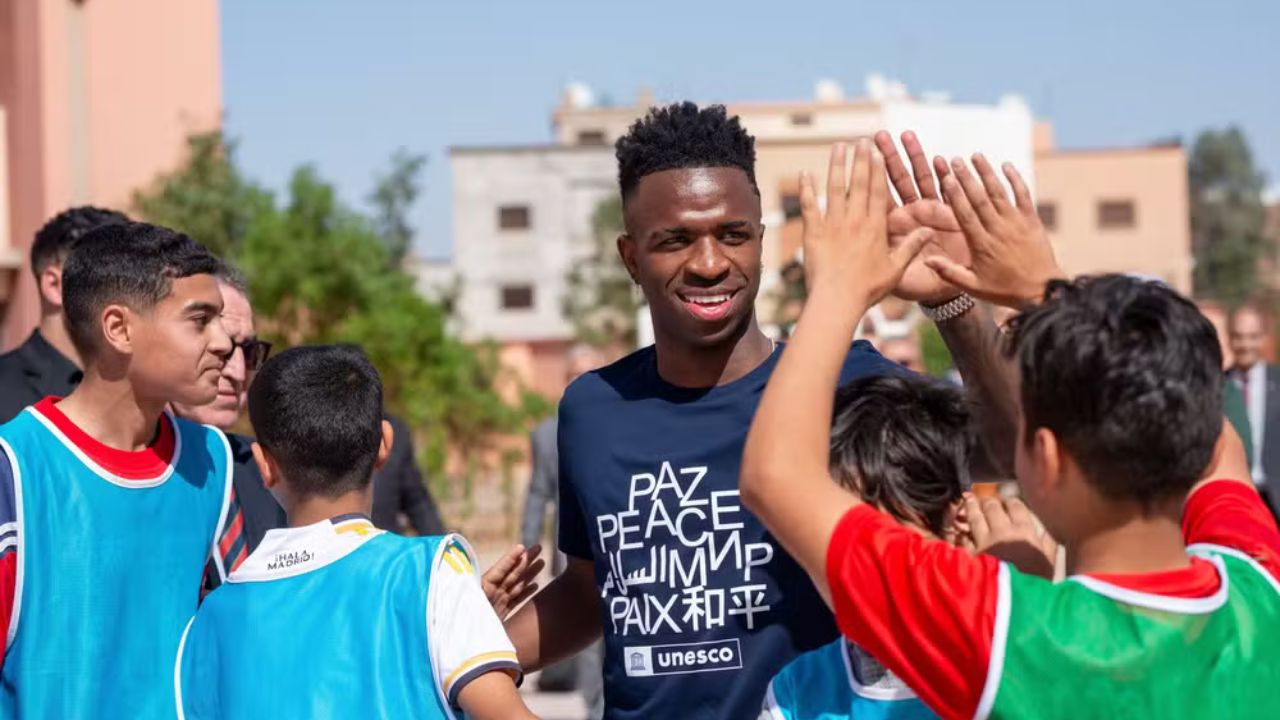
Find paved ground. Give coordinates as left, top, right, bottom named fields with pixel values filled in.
left=519, top=671, right=588, bottom=720
left=521, top=690, right=588, bottom=720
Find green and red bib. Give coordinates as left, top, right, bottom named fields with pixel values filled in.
left=978, top=545, right=1280, bottom=719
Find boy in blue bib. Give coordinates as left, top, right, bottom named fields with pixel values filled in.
left=176, top=345, right=536, bottom=719
left=761, top=374, right=972, bottom=720
left=0, top=223, right=236, bottom=718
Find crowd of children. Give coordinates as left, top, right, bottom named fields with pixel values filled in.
left=0, top=105, right=1276, bottom=720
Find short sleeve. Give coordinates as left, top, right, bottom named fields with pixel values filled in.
left=1183, top=480, right=1280, bottom=580
left=427, top=535, right=522, bottom=708
left=555, top=399, right=592, bottom=560
left=0, top=443, right=19, bottom=653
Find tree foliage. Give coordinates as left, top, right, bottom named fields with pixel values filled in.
left=367, top=149, right=427, bottom=267
left=1189, top=127, right=1270, bottom=304
left=134, top=132, right=546, bottom=480
left=563, top=195, right=644, bottom=349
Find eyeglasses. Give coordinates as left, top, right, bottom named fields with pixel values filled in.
left=231, top=337, right=273, bottom=371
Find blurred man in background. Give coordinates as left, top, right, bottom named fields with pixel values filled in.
left=0, top=207, right=129, bottom=423
left=1200, top=301, right=1253, bottom=464
left=878, top=335, right=922, bottom=373
left=372, top=413, right=446, bottom=536
left=1229, top=304, right=1279, bottom=514
left=170, top=266, right=284, bottom=581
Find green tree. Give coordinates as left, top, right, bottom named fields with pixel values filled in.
left=134, top=132, right=546, bottom=486
left=367, top=149, right=427, bottom=267
left=563, top=195, right=644, bottom=349
left=131, top=132, right=271, bottom=259
left=1189, top=128, right=1270, bottom=304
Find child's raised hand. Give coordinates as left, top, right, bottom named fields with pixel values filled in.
left=481, top=544, right=545, bottom=619
left=799, top=139, right=933, bottom=309
left=959, top=493, right=1058, bottom=580
left=923, top=155, right=1063, bottom=309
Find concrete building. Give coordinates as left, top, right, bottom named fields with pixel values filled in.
left=1034, top=129, right=1192, bottom=293
left=440, top=77, right=1194, bottom=393
left=0, top=0, right=222, bottom=349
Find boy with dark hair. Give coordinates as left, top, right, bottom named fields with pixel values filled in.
left=0, top=221, right=236, bottom=718
left=0, top=205, right=130, bottom=422
left=742, top=139, right=1280, bottom=719
left=176, top=345, right=537, bottom=719
left=763, top=374, right=973, bottom=720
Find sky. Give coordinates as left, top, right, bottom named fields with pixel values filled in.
left=221, top=0, right=1280, bottom=260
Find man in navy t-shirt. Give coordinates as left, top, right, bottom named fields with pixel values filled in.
left=504, top=108, right=1005, bottom=719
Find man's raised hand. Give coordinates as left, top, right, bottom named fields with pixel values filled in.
left=924, top=155, right=1063, bottom=309
left=481, top=543, right=545, bottom=620
left=800, top=139, right=933, bottom=309
left=874, top=130, right=971, bottom=305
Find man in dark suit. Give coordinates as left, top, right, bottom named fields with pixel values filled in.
left=371, top=413, right=446, bottom=536
left=0, top=207, right=129, bottom=423
left=1229, top=304, right=1280, bottom=517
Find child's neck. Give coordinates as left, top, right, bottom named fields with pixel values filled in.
left=287, top=491, right=372, bottom=529
left=55, top=372, right=166, bottom=451
left=1065, top=509, right=1189, bottom=577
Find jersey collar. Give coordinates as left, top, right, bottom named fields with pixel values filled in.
left=28, top=397, right=179, bottom=487
left=228, top=514, right=383, bottom=583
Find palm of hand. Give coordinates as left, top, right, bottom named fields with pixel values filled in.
left=890, top=201, right=970, bottom=304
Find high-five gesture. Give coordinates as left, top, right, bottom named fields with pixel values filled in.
left=924, top=154, right=1063, bottom=308
left=874, top=130, right=972, bottom=305
left=799, top=139, right=933, bottom=309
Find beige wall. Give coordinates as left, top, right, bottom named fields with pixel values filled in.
left=1035, top=146, right=1192, bottom=293
left=0, top=0, right=221, bottom=350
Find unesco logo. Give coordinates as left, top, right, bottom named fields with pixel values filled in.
left=623, top=639, right=742, bottom=677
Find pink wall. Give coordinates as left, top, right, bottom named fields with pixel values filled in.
left=1, top=0, right=221, bottom=350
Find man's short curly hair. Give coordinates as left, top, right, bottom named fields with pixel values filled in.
left=615, top=102, right=758, bottom=202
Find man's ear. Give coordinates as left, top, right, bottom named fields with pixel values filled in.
left=251, top=441, right=280, bottom=490
left=616, top=234, right=639, bottom=285
left=39, top=265, right=64, bottom=308
left=374, top=420, right=394, bottom=471
left=100, top=303, right=134, bottom=356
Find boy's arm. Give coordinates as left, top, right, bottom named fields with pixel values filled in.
left=456, top=671, right=539, bottom=720
left=741, top=141, right=1004, bottom=720
left=1183, top=420, right=1280, bottom=578
left=741, top=140, right=932, bottom=592
left=428, top=536, right=524, bottom=709
left=0, top=445, right=16, bottom=666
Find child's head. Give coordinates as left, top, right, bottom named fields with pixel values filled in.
left=247, top=345, right=392, bottom=509
left=61, top=222, right=231, bottom=406
left=829, top=374, right=974, bottom=539
left=1005, top=274, right=1222, bottom=542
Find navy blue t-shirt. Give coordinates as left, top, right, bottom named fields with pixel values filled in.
left=558, top=340, right=901, bottom=719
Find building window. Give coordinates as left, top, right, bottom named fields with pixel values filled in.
left=577, top=130, right=607, bottom=146
left=501, top=285, right=535, bottom=310
left=498, top=205, right=531, bottom=230
left=782, top=194, right=803, bottom=220
left=1097, top=200, right=1136, bottom=229
left=790, top=113, right=813, bottom=127
left=1037, top=202, right=1058, bottom=232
